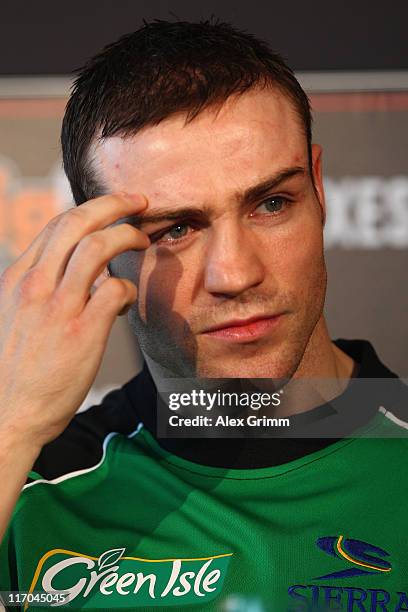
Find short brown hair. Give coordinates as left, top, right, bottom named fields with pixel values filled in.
left=61, top=18, right=313, bottom=205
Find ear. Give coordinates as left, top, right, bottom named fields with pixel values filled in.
left=311, top=143, right=326, bottom=226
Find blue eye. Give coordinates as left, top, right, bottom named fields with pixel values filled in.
left=156, top=223, right=192, bottom=244
left=167, top=224, right=189, bottom=239
left=256, top=196, right=287, bottom=214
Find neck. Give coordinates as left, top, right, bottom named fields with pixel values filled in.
left=272, top=317, right=355, bottom=415
left=294, top=317, right=354, bottom=379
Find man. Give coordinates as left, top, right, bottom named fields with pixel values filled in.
left=0, top=19, right=407, bottom=612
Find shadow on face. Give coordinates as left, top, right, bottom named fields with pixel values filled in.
left=98, top=88, right=327, bottom=380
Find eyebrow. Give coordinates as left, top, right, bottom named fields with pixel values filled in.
left=131, top=165, right=306, bottom=227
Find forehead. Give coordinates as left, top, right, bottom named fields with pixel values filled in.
left=92, top=88, right=307, bottom=201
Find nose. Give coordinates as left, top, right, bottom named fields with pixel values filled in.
left=203, top=221, right=266, bottom=297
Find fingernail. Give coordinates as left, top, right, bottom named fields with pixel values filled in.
left=124, top=193, right=147, bottom=206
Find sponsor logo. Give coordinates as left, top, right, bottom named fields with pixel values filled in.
left=25, top=547, right=232, bottom=609
left=314, top=534, right=392, bottom=580
left=287, top=585, right=408, bottom=611
left=287, top=535, right=408, bottom=611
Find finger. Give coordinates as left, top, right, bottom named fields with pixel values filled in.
left=27, top=193, right=148, bottom=288
left=79, top=276, right=138, bottom=338
left=54, top=223, right=150, bottom=316
left=93, top=266, right=110, bottom=290
left=4, top=212, right=66, bottom=283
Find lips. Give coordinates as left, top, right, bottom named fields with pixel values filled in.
left=200, top=313, right=284, bottom=342
left=202, top=313, right=279, bottom=333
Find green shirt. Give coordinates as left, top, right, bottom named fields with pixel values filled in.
left=1, top=340, right=407, bottom=611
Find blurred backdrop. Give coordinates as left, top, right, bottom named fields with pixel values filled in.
left=1, top=0, right=407, bottom=410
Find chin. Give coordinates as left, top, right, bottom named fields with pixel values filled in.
left=197, top=365, right=297, bottom=380
left=195, top=345, right=303, bottom=380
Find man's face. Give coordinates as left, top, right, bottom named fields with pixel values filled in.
left=93, top=87, right=327, bottom=378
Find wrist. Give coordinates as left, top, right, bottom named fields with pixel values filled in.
left=0, top=420, right=43, bottom=464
